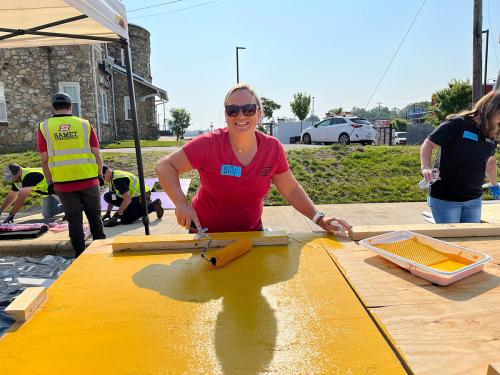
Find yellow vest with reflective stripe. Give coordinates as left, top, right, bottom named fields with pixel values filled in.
left=13, top=168, right=49, bottom=195
left=111, top=170, right=150, bottom=198
left=39, top=116, right=98, bottom=183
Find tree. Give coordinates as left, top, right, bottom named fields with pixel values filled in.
left=168, top=108, right=191, bottom=140
left=425, top=79, right=472, bottom=126
left=305, top=114, right=320, bottom=123
left=329, top=107, right=343, bottom=115
left=391, top=117, right=409, bottom=131
left=290, top=92, right=311, bottom=132
left=351, top=106, right=371, bottom=118
left=261, top=97, right=281, bottom=121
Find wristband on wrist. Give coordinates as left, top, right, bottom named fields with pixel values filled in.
left=312, top=211, right=325, bottom=224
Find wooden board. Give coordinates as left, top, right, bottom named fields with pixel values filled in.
left=5, top=287, right=47, bottom=322
left=350, top=223, right=500, bottom=241
left=488, top=363, right=500, bottom=375
left=324, top=237, right=500, bottom=374
left=112, top=231, right=289, bottom=252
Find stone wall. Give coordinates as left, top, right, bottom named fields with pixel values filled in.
left=113, top=71, right=157, bottom=140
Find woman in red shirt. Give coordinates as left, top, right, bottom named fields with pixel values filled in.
left=157, top=83, right=350, bottom=235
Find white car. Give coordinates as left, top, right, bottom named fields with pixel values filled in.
left=301, top=117, right=376, bottom=145
left=394, top=131, right=407, bottom=145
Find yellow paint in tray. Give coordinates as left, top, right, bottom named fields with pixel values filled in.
left=374, top=237, right=473, bottom=272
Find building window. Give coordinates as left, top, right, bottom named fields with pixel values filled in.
left=58, top=82, right=81, bottom=117
left=120, top=48, right=126, bottom=66
left=124, top=96, right=132, bottom=120
left=0, top=83, right=7, bottom=122
left=100, top=89, right=109, bottom=124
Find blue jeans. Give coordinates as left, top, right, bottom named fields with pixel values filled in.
left=428, top=196, right=482, bottom=223
left=41, top=194, right=64, bottom=218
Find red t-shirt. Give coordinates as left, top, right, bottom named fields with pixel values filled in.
left=37, top=116, right=100, bottom=193
left=183, top=128, right=289, bottom=232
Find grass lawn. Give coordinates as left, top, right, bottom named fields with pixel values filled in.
left=101, top=139, right=186, bottom=149
left=1, top=145, right=498, bottom=211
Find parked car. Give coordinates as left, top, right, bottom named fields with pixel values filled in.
left=301, top=117, right=376, bottom=145
left=394, top=131, right=407, bottom=145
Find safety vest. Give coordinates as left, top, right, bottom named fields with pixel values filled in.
left=111, top=170, right=150, bottom=198
left=39, top=116, right=98, bottom=183
left=13, top=168, right=49, bottom=195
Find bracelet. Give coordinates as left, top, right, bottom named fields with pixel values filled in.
left=312, top=211, right=325, bottom=224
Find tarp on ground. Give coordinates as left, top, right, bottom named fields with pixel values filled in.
left=0, top=0, right=127, bottom=48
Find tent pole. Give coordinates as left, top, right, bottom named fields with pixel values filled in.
left=121, top=37, right=150, bottom=235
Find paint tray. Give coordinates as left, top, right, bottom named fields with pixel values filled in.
left=359, top=231, right=492, bottom=285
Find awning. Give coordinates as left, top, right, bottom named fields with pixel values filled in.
left=0, top=0, right=127, bottom=48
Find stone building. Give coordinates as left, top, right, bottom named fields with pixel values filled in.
left=0, top=24, right=167, bottom=150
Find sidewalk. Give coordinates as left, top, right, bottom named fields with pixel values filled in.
left=1, top=201, right=499, bottom=256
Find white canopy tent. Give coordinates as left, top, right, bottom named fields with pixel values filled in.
left=0, top=0, right=151, bottom=234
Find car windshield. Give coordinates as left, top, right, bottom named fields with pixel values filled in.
left=350, top=118, right=371, bottom=125
left=396, top=132, right=407, bottom=137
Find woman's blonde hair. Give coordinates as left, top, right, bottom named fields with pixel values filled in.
left=224, top=83, right=263, bottom=110
left=449, top=90, right=500, bottom=138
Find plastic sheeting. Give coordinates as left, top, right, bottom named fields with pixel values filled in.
left=0, top=255, right=73, bottom=336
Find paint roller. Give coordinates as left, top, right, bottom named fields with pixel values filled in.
left=191, top=224, right=254, bottom=268
left=201, top=238, right=254, bottom=268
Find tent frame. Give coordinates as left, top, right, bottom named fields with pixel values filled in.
left=0, top=14, right=151, bottom=234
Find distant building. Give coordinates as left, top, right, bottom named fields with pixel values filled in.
left=0, top=24, right=167, bottom=150
left=406, top=107, right=427, bottom=123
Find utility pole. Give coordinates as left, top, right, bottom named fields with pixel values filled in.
left=375, top=101, right=383, bottom=118
left=311, top=96, right=315, bottom=120
left=472, top=0, right=482, bottom=103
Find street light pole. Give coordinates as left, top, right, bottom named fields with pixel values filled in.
left=482, top=29, right=489, bottom=95
left=236, top=46, right=246, bottom=83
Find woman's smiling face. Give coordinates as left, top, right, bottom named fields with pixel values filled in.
left=225, top=89, right=261, bottom=135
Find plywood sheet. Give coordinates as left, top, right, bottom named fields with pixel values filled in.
left=0, top=235, right=406, bottom=374
left=324, top=237, right=500, bottom=374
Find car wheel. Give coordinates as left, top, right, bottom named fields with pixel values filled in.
left=302, top=133, right=311, bottom=144
left=338, top=133, right=350, bottom=145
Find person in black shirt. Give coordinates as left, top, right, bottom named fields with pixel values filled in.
left=1, top=164, right=64, bottom=222
left=420, top=90, right=500, bottom=223
left=101, top=165, right=164, bottom=227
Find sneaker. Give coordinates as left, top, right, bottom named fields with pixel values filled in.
left=153, top=198, right=164, bottom=219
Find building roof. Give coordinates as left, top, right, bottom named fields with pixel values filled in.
left=112, top=64, right=168, bottom=101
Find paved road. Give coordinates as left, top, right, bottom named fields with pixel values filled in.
left=101, top=143, right=321, bottom=153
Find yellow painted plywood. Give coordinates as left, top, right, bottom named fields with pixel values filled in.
left=0, top=235, right=406, bottom=374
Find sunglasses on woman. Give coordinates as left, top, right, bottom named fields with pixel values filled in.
left=225, top=104, right=258, bottom=117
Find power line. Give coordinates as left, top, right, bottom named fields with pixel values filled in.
left=129, top=0, right=184, bottom=13
left=129, top=0, right=221, bottom=19
left=365, top=0, right=426, bottom=109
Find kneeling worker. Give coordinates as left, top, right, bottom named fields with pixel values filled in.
left=1, top=164, right=63, bottom=223
left=102, top=165, right=164, bottom=226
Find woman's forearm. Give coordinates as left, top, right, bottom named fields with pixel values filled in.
left=486, top=156, right=497, bottom=185
left=420, top=139, right=435, bottom=170
left=157, top=158, right=188, bottom=207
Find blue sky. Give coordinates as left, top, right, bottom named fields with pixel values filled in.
left=123, top=0, right=500, bottom=130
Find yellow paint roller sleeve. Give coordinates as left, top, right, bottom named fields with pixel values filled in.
left=204, top=238, right=253, bottom=268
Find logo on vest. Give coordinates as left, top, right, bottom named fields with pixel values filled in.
left=59, top=124, right=71, bottom=131
left=54, top=131, right=78, bottom=141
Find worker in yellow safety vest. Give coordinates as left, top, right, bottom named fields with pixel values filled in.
left=102, top=165, right=163, bottom=227
left=1, top=164, right=63, bottom=222
left=38, top=92, right=106, bottom=256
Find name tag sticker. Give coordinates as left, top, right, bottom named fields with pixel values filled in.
left=220, top=164, right=242, bottom=177
left=463, top=131, right=478, bottom=141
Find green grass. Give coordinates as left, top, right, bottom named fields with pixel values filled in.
left=101, top=139, right=186, bottom=149
left=1, top=145, right=498, bottom=211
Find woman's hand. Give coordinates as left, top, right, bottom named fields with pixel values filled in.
left=175, top=202, right=202, bottom=230
left=318, top=216, right=352, bottom=238
left=421, top=168, right=439, bottom=183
